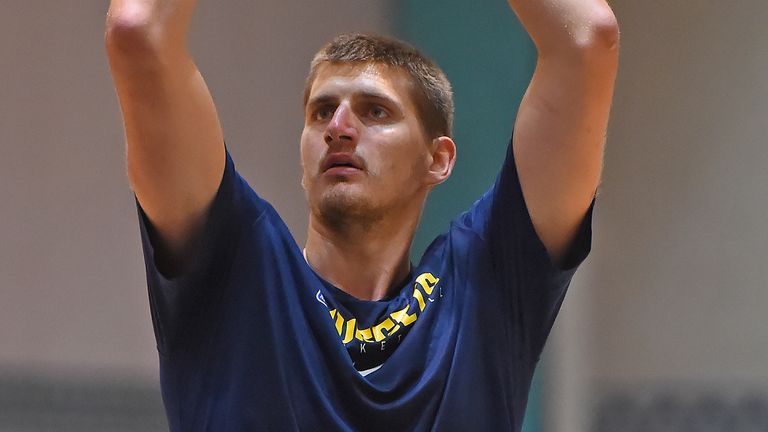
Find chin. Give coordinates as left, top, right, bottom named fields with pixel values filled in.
left=314, top=186, right=385, bottom=230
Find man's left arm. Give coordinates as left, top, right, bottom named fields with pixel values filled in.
left=507, top=0, right=619, bottom=266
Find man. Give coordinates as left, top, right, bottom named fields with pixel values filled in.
left=105, top=0, right=618, bottom=430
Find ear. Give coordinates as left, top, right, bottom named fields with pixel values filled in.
left=425, top=136, right=456, bottom=187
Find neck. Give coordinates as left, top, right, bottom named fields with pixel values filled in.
left=304, top=206, right=421, bottom=301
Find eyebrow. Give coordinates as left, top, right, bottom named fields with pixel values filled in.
left=307, top=91, right=402, bottom=109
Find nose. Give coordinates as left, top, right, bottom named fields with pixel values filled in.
left=325, top=104, right=358, bottom=145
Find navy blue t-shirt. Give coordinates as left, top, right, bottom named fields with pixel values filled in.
left=136, top=138, right=593, bottom=431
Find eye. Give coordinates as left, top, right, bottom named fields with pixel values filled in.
left=368, top=105, right=389, bottom=119
left=313, top=105, right=335, bottom=121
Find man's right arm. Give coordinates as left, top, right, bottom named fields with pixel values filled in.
left=105, top=0, right=225, bottom=275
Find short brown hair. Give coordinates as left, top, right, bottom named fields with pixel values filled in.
left=304, top=33, right=454, bottom=139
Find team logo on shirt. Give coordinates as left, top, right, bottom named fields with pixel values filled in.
left=319, top=272, right=442, bottom=345
left=316, top=272, right=443, bottom=372
left=316, top=290, right=328, bottom=307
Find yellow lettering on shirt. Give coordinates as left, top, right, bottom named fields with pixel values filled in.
left=334, top=311, right=345, bottom=335
left=355, top=327, right=374, bottom=343
left=341, top=318, right=356, bottom=344
left=413, top=288, right=426, bottom=312
left=372, top=318, right=396, bottom=342
left=324, top=272, right=441, bottom=346
left=415, top=273, right=439, bottom=295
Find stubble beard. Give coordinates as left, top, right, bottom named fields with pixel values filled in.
left=314, top=185, right=386, bottom=233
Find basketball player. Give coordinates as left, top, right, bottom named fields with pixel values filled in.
left=105, top=0, right=619, bottom=430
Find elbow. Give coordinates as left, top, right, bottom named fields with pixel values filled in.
left=575, top=9, right=620, bottom=54
left=539, top=8, right=620, bottom=58
left=104, top=6, right=159, bottom=56
left=586, top=11, right=620, bottom=52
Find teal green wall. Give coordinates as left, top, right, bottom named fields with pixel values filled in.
left=395, top=1, right=542, bottom=430
left=394, top=0, right=536, bottom=257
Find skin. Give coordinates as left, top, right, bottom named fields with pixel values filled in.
left=301, top=63, right=456, bottom=301
left=507, top=0, right=620, bottom=265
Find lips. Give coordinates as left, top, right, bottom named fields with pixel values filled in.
left=321, top=153, right=365, bottom=173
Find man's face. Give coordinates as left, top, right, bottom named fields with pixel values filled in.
left=300, top=63, right=433, bottom=227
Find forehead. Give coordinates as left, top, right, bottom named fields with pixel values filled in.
left=307, top=63, right=417, bottom=107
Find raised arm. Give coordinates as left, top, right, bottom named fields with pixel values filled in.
left=507, top=0, right=619, bottom=265
left=105, top=0, right=225, bottom=274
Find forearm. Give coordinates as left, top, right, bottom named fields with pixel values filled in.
left=105, top=0, right=198, bottom=54
left=507, top=0, right=618, bottom=54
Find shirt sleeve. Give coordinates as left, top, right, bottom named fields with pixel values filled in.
left=135, top=144, right=269, bottom=355
left=456, top=135, right=595, bottom=359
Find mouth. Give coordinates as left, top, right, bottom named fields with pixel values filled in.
left=321, top=153, right=365, bottom=173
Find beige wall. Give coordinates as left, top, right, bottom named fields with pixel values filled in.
left=0, top=2, right=392, bottom=378
left=546, top=1, right=768, bottom=430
